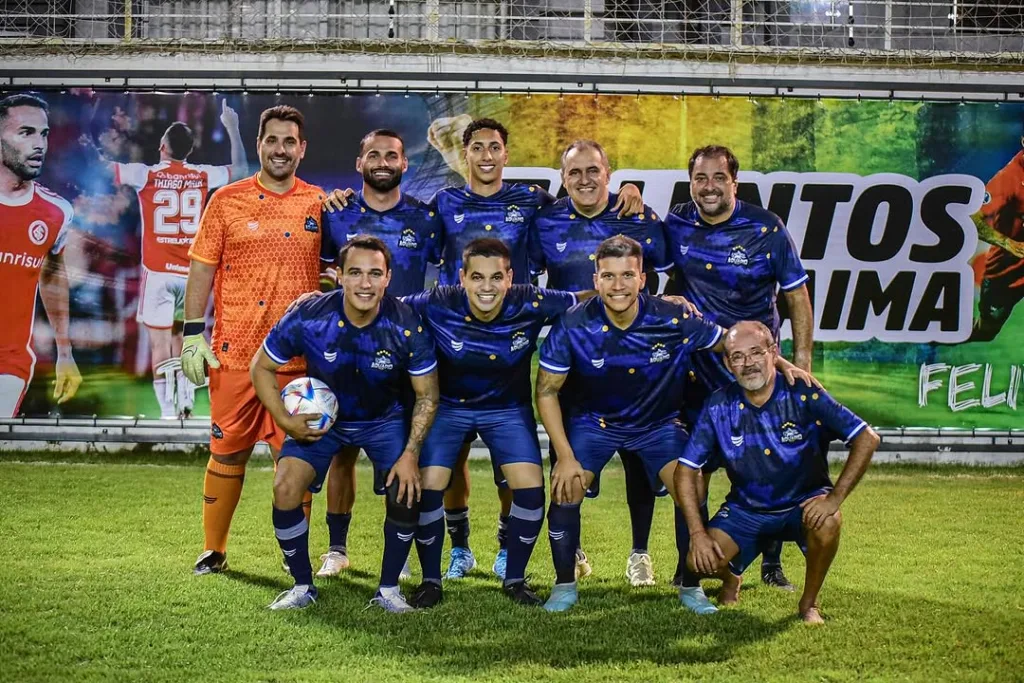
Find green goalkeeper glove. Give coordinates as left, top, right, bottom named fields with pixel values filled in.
left=180, top=320, right=220, bottom=385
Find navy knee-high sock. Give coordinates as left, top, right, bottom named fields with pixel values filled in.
left=415, top=490, right=446, bottom=584
left=623, top=452, right=656, bottom=554
left=381, top=514, right=416, bottom=589
left=504, top=487, right=544, bottom=585
left=675, top=500, right=709, bottom=588
left=274, top=505, right=312, bottom=587
left=547, top=502, right=581, bottom=585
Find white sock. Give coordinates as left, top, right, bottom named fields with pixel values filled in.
left=379, top=585, right=402, bottom=597
left=175, top=370, right=194, bottom=412
left=152, top=378, right=176, bottom=418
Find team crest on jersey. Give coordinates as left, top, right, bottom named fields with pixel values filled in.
left=454, top=213, right=466, bottom=224
left=398, top=228, right=419, bottom=249
left=371, top=349, right=394, bottom=371
left=727, top=245, right=749, bottom=267
left=556, top=242, right=567, bottom=253
left=304, top=216, right=319, bottom=233
left=591, top=357, right=605, bottom=369
left=678, top=245, right=689, bottom=256
left=983, top=191, right=992, bottom=205
left=450, top=339, right=464, bottom=352
left=510, top=331, right=529, bottom=352
left=780, top=421, right=803, bottom=443
left=505, top=205, right=525, bottom=224
left=27, top=220, right=49, bottom=246
left=730, top=435, right=744, bottom=447
left=649, top=342, right=670, bottom=364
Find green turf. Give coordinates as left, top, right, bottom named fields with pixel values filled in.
left=0, top=455, right=1020, bottom=682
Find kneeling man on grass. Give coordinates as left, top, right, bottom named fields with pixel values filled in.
left=675, top=321, right=879, bottom=623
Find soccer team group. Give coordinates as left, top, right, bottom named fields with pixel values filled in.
left=0, top=94, right=881, bottom=624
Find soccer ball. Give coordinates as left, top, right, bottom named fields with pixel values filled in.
left=280, top=377, right=338, bottom=431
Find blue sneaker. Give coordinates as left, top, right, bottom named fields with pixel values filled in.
left=444, top=547, right=477, bottom=579
left=492, top=549, right=508, bottom=580
left=543, top=582, right=578, bottom=612
left=268, top=584, right=318, bottom=610
left=679, top=586, right=718, bottom=615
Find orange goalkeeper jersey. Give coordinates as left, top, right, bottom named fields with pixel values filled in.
left=189, top=175, right=324, bottom=372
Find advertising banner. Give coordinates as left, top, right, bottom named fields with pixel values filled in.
left=1, top=90, right=1021, bottom=427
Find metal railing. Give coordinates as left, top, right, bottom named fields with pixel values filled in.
left=1, top=1, right=1022, bottom=61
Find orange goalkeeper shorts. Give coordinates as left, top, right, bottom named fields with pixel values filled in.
left=207, top=368, right=303, bottom=456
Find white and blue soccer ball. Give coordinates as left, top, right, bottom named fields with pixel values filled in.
left=281, top=377, right=338, bottom=431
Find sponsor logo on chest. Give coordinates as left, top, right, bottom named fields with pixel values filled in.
left=649, top=342, right=670, bottom=364
left=371, top=349, right=394, bottom=371
left=510, top=331, right=529, bottom=352
left=780, top=421, right=803, bottom=443
left=398, top=228, right=419, bottom=249
left=727, top=245, right=749, bottom=267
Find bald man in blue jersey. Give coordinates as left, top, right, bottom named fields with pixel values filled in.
left=676, top=321, right=879, bottom=623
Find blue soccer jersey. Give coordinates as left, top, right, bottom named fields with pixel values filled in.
left=320, top=193, right=442, bottom=297
left=665, top=200, right=808, bottom=391
left=529, top=194, right=671, bottom=292
left=431, top=182, right=553, bottom=286
left=538, top=294, right=724, bottom=429
left=679, top=375, right=867, bottom=511
left=262, top=291, right=437, bottom=423
left=404, top=284, right=576, bottom=409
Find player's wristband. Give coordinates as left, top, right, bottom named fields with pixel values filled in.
left=183, top=320, right=206, bottom=337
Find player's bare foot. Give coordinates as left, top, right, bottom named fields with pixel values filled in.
left=800, top=605, right=825, bottom=624
left=720, top=572, right=742, bottom=605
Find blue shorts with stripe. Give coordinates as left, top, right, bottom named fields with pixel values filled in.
left=567, top=416, right=688, bottom=495
left=708, top=501, right=810, bottom=575
left=279, top=416, right=406, bottom=494
left=420, top=405, right=542, bottom=488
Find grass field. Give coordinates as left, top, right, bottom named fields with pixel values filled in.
left=1, top=453, right=1021, bottom=682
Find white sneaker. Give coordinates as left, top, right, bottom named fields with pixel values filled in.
left=368, top=586, right=416, bottom=613
left=399, top=558, right=412, bottom=581
left=626, top=551, right=655, bottom=587
left=268, top=584, right=318, bottom=610
left=316, top=550, right=350, bottom=578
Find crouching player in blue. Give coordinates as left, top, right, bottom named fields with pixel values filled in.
left=676, top=321, right=879, bottom=623
left=402, top=238, right=585, bottom=607
left=250, top=236, right=439, bottom=612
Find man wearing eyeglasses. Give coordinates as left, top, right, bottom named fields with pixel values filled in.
left=675, top=321, right=878, bottom=624
left=664, top=144, right=815, bottom=611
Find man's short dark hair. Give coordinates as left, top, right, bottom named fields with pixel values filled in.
left=595, top=234, right=643, bottom=269
left=258, top=105, right=305, bottom=141
left=462, top=118, right=509, bottom=148
left=359, top=129, right=405, bottom=156
left=0, top=93, right=49, bottom=122
left=688, top=145, right=739, bottom=180
left=338, top=235, right=391, bottom=272
left=461, top=237, right=511, bottom=271
left=560, top=139, right=610, bottom=172
left=163, top=122, right=194, bottom=160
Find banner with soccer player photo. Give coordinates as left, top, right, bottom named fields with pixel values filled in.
left=1, top=89, right=1021, bottom=428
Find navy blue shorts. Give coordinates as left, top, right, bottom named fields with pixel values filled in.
left=279, top=417, right=407, bottom=494
left=420, top=405, right=542, bottom=488
left=567, top=417, right=687, bottom=495
left=708, top=501, right=808, bottom=575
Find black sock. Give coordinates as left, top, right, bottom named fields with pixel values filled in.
left=445, top=506, right=470, bottom=550
left=326, top=512, right=352, bottom=552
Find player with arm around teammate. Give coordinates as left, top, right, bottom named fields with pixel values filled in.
left=251, top=236, right=439, bottom=611
left=676, top=321, right=879, bottom=623
left=402, top=237, right=589, bottom=608
left=535, top=235, right=815, bottom=612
